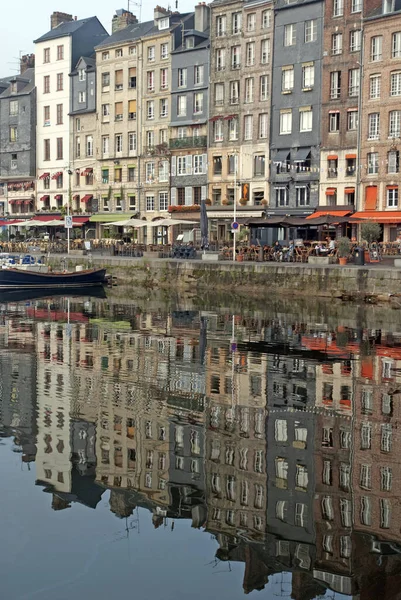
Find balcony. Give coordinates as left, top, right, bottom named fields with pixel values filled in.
left=169, top=135, right=207, bottom=149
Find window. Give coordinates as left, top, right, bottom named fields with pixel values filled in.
left=147, top=71, right=155, bottom=92
left=194, top=65, right=204, bottom=85
left=258, top=75, right=269, bottom=102
left=43, top=75, right=50, bottom=94
left=102, top=136, right=109, bottom=156
left=128, top=166, right=136, bottom=183
left=392, top=32, right=401, bottom=58
left=193, top=154, right=205, bottom=174
left=231, top=46, right=241, bottom=69
left=370, top=36, right=383, bottom=61
left=360, top=422, right=371, bottom=450
left=247, top=13, right=256, bottom=31
left=329, top=112, right=340, bottom=132
left=216, top=48, right=225, bottom=71
left=177, top=156, right=188, bottom=176
left=115, top=101, right=123, bottom=121
left=244, top=115, right=253, bottom=140
left=102, top=51, right=110, bottom=60
left=176, top=95, right=187, bottom=117
left=129, top=45, right=137, bottom=57
left=56, top=73, right=63, bottom=91
left=360, top=496, right=371, bottom=526
left=160, top=98, right=168, bottom=118
left=56, top=45, right=64, bottom=60
left=368, top=113, right=380, bottom=139
left=333, top=0, right=344, bottom=16
left=78, top=68, right=86, bottom=82
left=246, top=42, right=255, bottom=66
left=388, top=150, right=399, bottom=174
left=115, top=134, right=123, bottom=154
left=300, top=108, right=312, bottom=132
left=282, top=66, right=294, bottom=92
left=145, top=162, right=155, bottom=182
left=262, top=9, right=271, bottom=29
left=44, top=139, right=50, bottom=161
left=159, top=191, right=168, bottom=211
left=360, top=464, right=372, bottom=489
left=56, top=137, right=63, bottom=160
left=381, top=466, right=393, bottom=491
left=232, top=12, right=242, bottom=33
left=159, top=129, right=167, bottom=144
left=382, top=395, right=392, bottom=416
left=78, top=91, right=86, bottom=103
left=214, top=83, right=224, bottom=106
left=213, top=119, right=223, bottom=142
left=9, top=100, right=18, bottom=116
left=352, top=0, right=362, bottom=10
left=216, top=15, right=227, bottom=36
left=305, top=19, right=317, bottom=42
left=349, top=69, right=360, bottom=97
left=332, top=33, right=343, bottom=55
left=146, top=130, right=155, bottom=149
left=302, top=64, right=314, bottom=89
left=56, top=103, right=63, bottom=125
left=86, top=135, right=93, bottom=157
left=43, top=47, right=50, bottom=63
left=369, top=74, right=381, bottom=99
left=160, top=68, right=168, bottom=90
left=368, top=152, right=378, bottom=174
left=261, top=39, right=270, bottom=64
left=389, top=110, right=401, bottom=137
left=115, top=48, right=123, bottom=58
left=330, top=71, right=341, bottom=99
left=284, top=24, right=296, bottom=46
left=296, top=186, right=310, bottom=206
left=295, top=503, right=308, bottom=528
left=350, top=30, right=361, bottom=52
left=147, top=100, right=154, bottom=119
left=390, top=71, right=401, bottom=97
left=9, top=126, right=17, bottom=142
left=148, top=46, right=155, bottom=62
left=276, top=186, right=289, bottom=206
left=230, top=80, right=239, bottom=104
left=348, top=110, right=358, bottom=131
left=387, top=187, right=398, bottom=208
left=245, top=77, right=254, bottom=102
left=280, top=111, right=292, bottom=135
left=194, top=92, right=203, bottom=114
left=146, top=194, right=155, bottom=211
left=101, top=72, right=110, bottom=90
left=259, top=113, right=268, bottom=138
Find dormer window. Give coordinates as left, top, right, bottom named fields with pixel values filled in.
left=158, top=17, right=169, bottom=30
left=384, top=0, right=394, bottom=12
left=185, top=37, right=195, bottom=49
left=78, top=69, right=86, bottom=82
left=11, top=82, right=17, bottom=94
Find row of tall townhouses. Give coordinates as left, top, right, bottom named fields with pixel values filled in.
left=4, top=2, right=401, bottom=237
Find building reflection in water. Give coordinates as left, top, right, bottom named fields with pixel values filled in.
left=2, top=297, right=401, bottom=598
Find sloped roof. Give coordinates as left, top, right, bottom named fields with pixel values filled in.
left=34, top=16, right=100, bottom=43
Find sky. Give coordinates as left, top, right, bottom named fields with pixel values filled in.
left=0, top=0, right=195, bottom=76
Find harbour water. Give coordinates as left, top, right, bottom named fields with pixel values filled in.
left=1, top=291, right=401, bottom=600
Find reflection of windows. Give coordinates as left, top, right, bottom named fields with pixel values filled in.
left=239, top=447, right=248, bottom=470
left=275, top=419, right=288, bottom=441
left=322, top=496, right=334, bottom=521
left=323, top=535, right=333, bottom=554
left=360, top=464, right=372, bottom=490
left=276, top=540, right=290, bottom=556
left=361, top=422, right=372, bottom=449
left=226, top=475, right=236, bottom=501
left=295, top=503, right=308, bottom=527
left=381, top=424, right=392, bottom=452
left=226, top=510, right=235, bottom=526
left=254, top=450, right=263, bottom=473
left=241, top=480, right=249, bottom=505
left=296, top=465, right=308, bottom=490
left=295, top=544, right=311, bottom=570
left=380, top=499, right=391, bottom=528
left=322, top=427, right=333, bottom=448
left=211, top=473, right=221, bottom=493
left=339, top=463, right=351, bottom=491
left=381, top=466, right=393, bottom=491
left=362, top=389, right=373, bottom=414
left=275, top=457, right=288, bottom=483
left=340, top=536, right=351, bottom=558
left=360, top=496, right=371, bottom=526
left=254, top=484, right=264, bottom=508
left=276, top=500, right=288, bottom=521
left=323, top=460, right=332, bottom=486
left=295, top=427, right=307, bottom=444
left=341, top=498, right=352, bottom=527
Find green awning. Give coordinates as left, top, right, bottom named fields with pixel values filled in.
left=90, top=213, right=134, bottom=223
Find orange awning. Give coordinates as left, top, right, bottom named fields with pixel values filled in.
left=327, top=155, right=338, bottom=160
left=344, top=188, right=355, bottom=194
left=361, top=357, right=373, bottom=379
left=365, top=186, right=377, bottom=210
left=345, top=153, right=357, bottom=159
left=353, top=211, right=401, bottom=223
left=325, top=188, right=336, bottom=196
left=387, top=185, right=398, bottom=190
left=306, top=209, right=351, bottom=220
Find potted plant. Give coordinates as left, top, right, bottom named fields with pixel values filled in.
left=205, top=198, right=212, bottom=206
left=222, top=197, right=229, bottom=205
left=337, top=236, right=351, bottom=265
left=361, top=222, right=381, bottom=263
left=239, top=197, right=248, bottom=206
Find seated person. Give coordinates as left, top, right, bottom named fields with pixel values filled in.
left=273, top=240, right=283, bottom=261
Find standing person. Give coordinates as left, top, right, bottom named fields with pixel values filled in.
left=327, top=237, right=336, bottom=254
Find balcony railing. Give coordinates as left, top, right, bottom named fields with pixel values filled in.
left=169, top=135, right=207, bottom=149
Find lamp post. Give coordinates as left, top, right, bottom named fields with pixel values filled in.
left=67, top=168, right=72, bottom=254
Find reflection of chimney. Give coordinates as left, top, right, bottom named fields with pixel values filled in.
left=112, top=9, right=138, bottom=33
left=195, top=2, right=210, bottom=32
left=51, top=11, right=73, bottom=29
left=20, top=54, right=35, bottom=75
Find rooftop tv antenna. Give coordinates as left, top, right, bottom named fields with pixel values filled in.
left=128, top=0, right=142, bottom=23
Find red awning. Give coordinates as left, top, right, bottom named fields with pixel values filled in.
left=325, top=188, right=337, bottom=196
left=23, top=199, right=32, bottom=204
left=40, top=195, right=50, bottom=202
left=306, top=209, right=352, bottom=220
left=39, top=172, right=50, bottom=180
left=346, top=153, right=357, bottom=159
left=72, top=217, right=90, bottom=226
left=81, top=168, right=93, bottom=176
left=327, top=155, right=338, bottom=160
left=9, top=199, right=17, bottom=204
left=0, top=219, right=24, bottom=226
left=16, top=200, right=24, bottom=205
left=387, top=185, right=398, bottom=190
left=352, top=211, right=401, bottom=223
left=81, top=194, right=93, bottom=203
left=31, top=215, right=60, bottom=222
left=344, top=188, right=355, bottom=194
left=55, top=194, right=62, bottom=200
left=52, top=172, right=63, bottom=180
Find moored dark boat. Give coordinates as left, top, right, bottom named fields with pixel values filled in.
left=0, top=267, right=106, bottom=289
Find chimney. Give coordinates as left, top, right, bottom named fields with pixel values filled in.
left=51, top=11, right=74, bottom=30
left=112, top=9, right=138, bottom=33
left=20, top=54, right=35, bottom=75
left=154, top=5, right=170, bottom=23
left=195, top=2, right=210, bottom=32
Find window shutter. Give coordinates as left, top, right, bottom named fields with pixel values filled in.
left=202, top=153, right=208, bottom=174
left=201, top=185, right=207, bottom=200
left=170, top=187, right=177, bottom=205
left=128, top=100, right=137, bottom=112
left=185, top=187, right=193, bottom=205
left=115, top=70, right=123, bottom=85
left=171, top=156, right=176, bottom=176
left=129, top=67, right=137, bottom=77
left=186, top=155, right=193, bottom=175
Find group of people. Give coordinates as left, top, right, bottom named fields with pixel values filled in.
left=272, top=237, right=336, bottom=261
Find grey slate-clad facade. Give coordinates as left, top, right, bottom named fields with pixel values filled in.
left=270, top=0, right=324, bottom=215
left=0, top=66, right=36, bottom=216
left=70, top=57, right=96, bottom=115
left=170, top=4, right=210, bottom=207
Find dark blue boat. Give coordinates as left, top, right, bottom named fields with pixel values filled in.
left=0, top=267, right=106, bottom=289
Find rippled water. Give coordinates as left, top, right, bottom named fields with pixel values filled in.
left=1, top=291, right=401, bottom=600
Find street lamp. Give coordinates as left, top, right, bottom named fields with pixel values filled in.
left=66, top=168, right=73, bottom=254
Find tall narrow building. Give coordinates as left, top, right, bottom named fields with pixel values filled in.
left=270, top=0, right=324, bottom=216
left=34, top=12, right=107, bottom=212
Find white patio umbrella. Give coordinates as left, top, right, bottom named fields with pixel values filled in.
left=104, top=218, right=149, bottom=227
left=147, top=218, right=198, bottom=227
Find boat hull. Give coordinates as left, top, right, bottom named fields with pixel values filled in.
left=0, top=267, right=107, bottom=289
